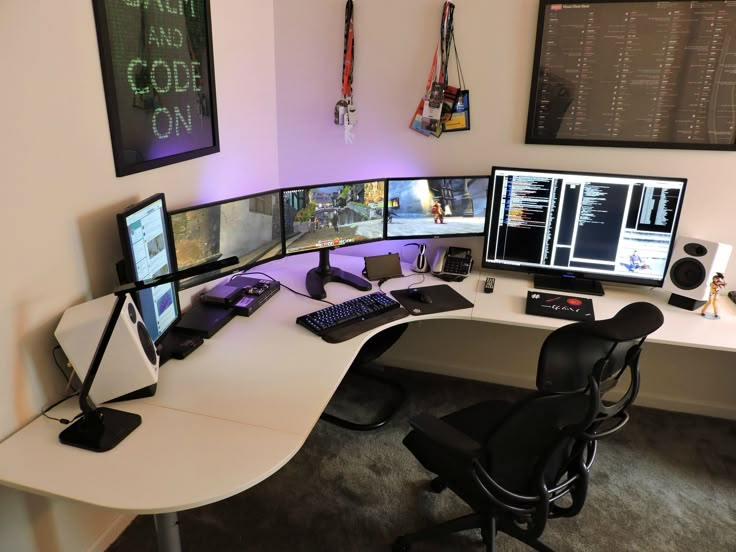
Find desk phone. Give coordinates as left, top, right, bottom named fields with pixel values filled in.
left=431, top=247, right=473, bottom=281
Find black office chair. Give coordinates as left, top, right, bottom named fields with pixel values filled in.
left=320, top=323, right=409, bottom=431
left=393, top=302, right=664, bottom=551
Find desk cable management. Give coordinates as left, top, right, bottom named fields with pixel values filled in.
left=42, top=345, right=82, bottom=425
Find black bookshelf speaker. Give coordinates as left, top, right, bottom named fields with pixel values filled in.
left=663, top=237, right=732, bottom=310
left=55, top=294, right=159, bottom=404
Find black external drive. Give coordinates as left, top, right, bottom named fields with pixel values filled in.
left=201, top=282, right=246, bottom=306
left=175, top=303, right=236, bottom=339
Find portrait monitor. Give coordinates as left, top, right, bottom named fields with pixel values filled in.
left=482, top=167, right=687, bottom=295
left=169, top=189, right=284, bottom=289
left=385, top=176, right=490, bottom=239
left=117, top=193, right=180, bottom=344
left=281, top=179, right=385, bottom=298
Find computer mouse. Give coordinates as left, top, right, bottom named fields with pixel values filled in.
left=408, top=288, right=432, bottom=304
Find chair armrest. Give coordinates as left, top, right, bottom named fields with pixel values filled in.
left=583, top=411, right=629, bottom=440
left=409, top=413, right=482, bottom=459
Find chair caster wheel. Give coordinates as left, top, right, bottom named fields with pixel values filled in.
left=392, top=536, right=411, bottom=551
left=429, top=477, right=447, bottom=493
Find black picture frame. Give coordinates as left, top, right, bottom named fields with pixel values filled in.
left=526, top=0, right=736, bottom=151
left=92, top=0, right=219, bottom=176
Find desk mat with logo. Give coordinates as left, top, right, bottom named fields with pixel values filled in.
left=391, top=284, right=474, bottom=316
left=525, top=291, right=595, bottom=321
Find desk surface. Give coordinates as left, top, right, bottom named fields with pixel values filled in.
left=0, top=253, right=733, bottom=514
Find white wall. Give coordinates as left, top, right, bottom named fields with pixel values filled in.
left=1, top=0, right=735, bottom=550
left=0, top=1, right=279, bottom=550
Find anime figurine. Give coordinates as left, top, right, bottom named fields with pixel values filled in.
left=431, top=200, right=444, bottom=224
left=701, top=272, right=727, bottom=319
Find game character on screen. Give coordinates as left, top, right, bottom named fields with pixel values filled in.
left=628, top=250, right=649, bottom=271
left=331, top=212, right=339, bottom=232
left=701, top=272, right=727, bottom=319
left=432, top=200, right=444, bottom=224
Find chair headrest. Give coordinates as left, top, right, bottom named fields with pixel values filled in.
left=558, top=302, right=664, bottom=343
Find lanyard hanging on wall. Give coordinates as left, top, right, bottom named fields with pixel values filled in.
left=335, top=0, right=357, bottom=143
left=410, top=1, right=455, bottom=137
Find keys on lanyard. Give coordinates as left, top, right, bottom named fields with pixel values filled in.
left=335, top=0, right=356, bottom=143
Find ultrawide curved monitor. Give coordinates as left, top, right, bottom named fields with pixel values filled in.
left=482, top=166, right=687, bottom=294
left=170, top=189, right=284, bottom=289
left=385, top=176, right=490, bottom=239
left=282, top=179, right=386, bottom=255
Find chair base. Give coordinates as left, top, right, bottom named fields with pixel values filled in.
left=320, top=363, right=406, bottom=431
left=393, top=512, right=556, bottom=552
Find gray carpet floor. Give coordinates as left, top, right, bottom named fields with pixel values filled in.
left=108, top=368, right=736, bottom=552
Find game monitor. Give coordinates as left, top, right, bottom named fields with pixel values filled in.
left=482, top=167, right=687, bottom=295
left=117, top=193, right=180, bottom=344
left=282, top=179, right=385, bottom=298
left=385, top=176, right=490, bottom=239
left=169, top=189, right=284, bottom=288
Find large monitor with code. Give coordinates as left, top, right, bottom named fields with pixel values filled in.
left=482, top=167, right=687, bottom=295
left=117, top=193, right=180, bottom=344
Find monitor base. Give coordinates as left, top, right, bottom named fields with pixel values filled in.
left=306, top=249, right=371, bottom=299
left=534, top=273, right=605, bottom=296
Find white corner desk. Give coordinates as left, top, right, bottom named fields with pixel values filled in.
left=0, top=253, right=734, bottom=551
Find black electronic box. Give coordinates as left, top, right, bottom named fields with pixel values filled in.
left=228, top=276, right=281, bottom=316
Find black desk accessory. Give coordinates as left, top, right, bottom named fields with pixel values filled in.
left=484, top=277, right=495, bottom=293
left=200, top=281, right=247, bottom=306
left=59, top=256, right=238, bottom=453
left=174, top=303, right=236, bottom=339
left=306, top=249, right=372, bottom=300
left=296, top=292, right=408, bottom=343
left=391, top=284, right=474, bottom=316
left=321, top=308, right=409, bottom=343
left=229, top=275, right=280, bottom=316
left=363, top=253, right=403, bottom=281
left=525, top=291, right=595, bottom=321
left=729, top=290, right=736, bottom=305
left=157, top=332, right=204, bottom=364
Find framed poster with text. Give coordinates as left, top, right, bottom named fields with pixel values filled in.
left=92, top=0, right=219, bottom=176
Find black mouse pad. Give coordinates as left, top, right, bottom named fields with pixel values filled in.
left=391, top=284, right=474, bottom=316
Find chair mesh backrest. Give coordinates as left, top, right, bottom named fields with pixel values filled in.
left=536, top=302, right=664, bottom=394
left=485, top=392, right=594, bottom=493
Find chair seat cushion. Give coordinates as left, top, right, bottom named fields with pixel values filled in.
left=403, top=399, right=515, bottom=511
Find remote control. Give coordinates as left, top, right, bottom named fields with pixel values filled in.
left=484, top=277, right=495, bottom=293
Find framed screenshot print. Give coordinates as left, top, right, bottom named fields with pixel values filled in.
left=92, top=0, right=219, bottom=176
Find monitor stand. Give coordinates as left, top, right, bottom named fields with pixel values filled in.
left=534, top=273, right=605, bottom=296
left=306, top=249, right=372, bottom=300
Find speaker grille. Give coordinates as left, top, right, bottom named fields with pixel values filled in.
left=136, top=322, right=158, bottom=365
left=683, top=242, right=708, bottom=257
left=127, top=303, right=137, bottom=324
left=669, top=258, right=706, bottom=290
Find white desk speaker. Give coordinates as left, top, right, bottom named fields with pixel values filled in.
left=663, top=237, right=732, bottom=310
left=55, top=294, right=159, bottom=404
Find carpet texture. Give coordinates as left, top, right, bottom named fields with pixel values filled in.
left=108, top=369, right=736, bottom=551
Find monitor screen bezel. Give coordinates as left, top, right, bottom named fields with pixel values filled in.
left=383, top=175, right=491, bottom=240
left=168, top=188, right=285, bottom=289
left=481, top=165, right=688, bottom=289
left=280, top=178, right=387, bottom=257
left=525, top=0, right=736, bottom=151
left=116, top=193, right=181, bottom=345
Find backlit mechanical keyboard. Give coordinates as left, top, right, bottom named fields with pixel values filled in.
left=296, top=292, right=401, bottom=336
